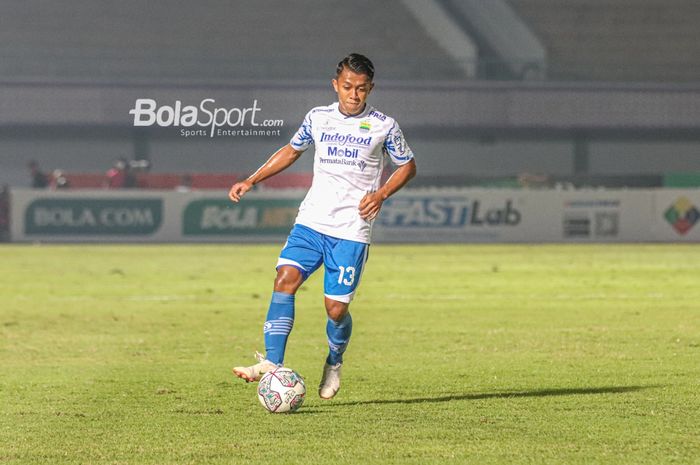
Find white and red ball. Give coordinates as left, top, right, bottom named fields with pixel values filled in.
left=257, top=367, right=306, bottom=413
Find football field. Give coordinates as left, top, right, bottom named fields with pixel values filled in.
left=1, top=244, right=699, bottom=464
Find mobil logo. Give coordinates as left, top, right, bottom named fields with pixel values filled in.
left=327, top=146, right=359, bottom=158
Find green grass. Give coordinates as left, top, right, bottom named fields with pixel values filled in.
left=1, top=244, right=699, bottom=465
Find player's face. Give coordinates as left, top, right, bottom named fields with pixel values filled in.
left=332, top=67, right=374, bottom=116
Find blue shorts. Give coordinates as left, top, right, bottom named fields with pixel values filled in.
left=276, top=224, right=369, bottom=303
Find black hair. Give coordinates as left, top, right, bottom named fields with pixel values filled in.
left=336, top=53, right=374, bottom=80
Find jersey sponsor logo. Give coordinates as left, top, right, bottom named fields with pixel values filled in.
left=318, top=157, right=367, bottom=172
left=393, top=130, right=407, bottom=155
left=318, top=158, right=359, bottom=168
left=359, top=120, right=371, bottom=133
left=319, top=132, right=372, bottom=146
left=327, top=146, right=359, bottom=158
left=318, top=119, right=335, bottom=130
left=383, top=126, right=411, bottom=161
left=368, top=110, right=386, bottom=121
left=379, top=198, right=522, bottom=228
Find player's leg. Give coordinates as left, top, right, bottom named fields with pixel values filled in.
left=319, top=297, right=352, bottom=399
left=232, top=266, right=304, bottom=382
left=232, top=225, right=323, bottom=382
left=318, top=237, right=369, bottom=398
left=262, top=266, right=304, bottom=366
left=324, top=297, right=352, bottom=366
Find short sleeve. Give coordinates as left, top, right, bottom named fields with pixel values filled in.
left=289, top=110, right=314, bottom=151
left=382, top=121, right=414, bottom=165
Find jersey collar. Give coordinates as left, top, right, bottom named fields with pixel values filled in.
left=333, top=102, right=372, bottom=119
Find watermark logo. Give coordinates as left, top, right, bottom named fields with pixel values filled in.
left=664, top=197, right=700, bottom=235
left=129, top=98, right=284, bottom=138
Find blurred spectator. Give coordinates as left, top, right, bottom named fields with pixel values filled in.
left=27, top=160, right=48, bottom=188
left=518, top=172, right=550, bottom=189
left=129, top=158, right=151, bottom=172
left=49, top=169, right=71, bottom=190
left=175, top=174, right=194, bottom=192
left=104, top=158, right=134, bottom=189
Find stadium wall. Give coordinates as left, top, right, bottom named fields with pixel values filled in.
left=3, top=81, right=700, bottom=187
left=8, top=188, right=700, bottom=243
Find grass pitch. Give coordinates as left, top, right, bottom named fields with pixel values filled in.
left=1, top=244, right=699, bottom=465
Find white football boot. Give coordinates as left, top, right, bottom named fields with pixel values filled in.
left=318, top=362, right=342, bottom=399
left=232, top=351, right=278, bottom=382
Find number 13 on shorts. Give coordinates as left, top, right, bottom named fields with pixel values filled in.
left=324, top=243, right=368, bottom=303
left=337, top=266, right=356, bottom=286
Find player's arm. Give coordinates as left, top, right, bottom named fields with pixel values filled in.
left=229, top=144, right=303, bottom=202
left=359, top=159, right=416, bottom=220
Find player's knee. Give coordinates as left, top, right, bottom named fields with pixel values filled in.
left=325, top=298, right=349, bottom=321
left=274, top=266, right=303, bottom=294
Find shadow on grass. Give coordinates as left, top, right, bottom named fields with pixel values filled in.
left=331, top=385, right=661, bottom=407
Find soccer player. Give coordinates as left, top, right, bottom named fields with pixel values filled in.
left=229, top=53, right=417, bottom=399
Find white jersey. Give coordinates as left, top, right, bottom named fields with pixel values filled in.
left=289, top=102, right=414, bottom=244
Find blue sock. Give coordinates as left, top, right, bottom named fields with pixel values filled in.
left=263, top=292, right=295, bottom=365
left=326, top=313, right=352, bottom=365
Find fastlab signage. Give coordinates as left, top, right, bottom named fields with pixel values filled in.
left=25, top=198, right=163, bottom=235
left=378, top=197, right=522, bottom=228
left=183, top=199, right=298, bottom=235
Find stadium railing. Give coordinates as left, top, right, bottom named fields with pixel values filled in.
left=60, top=173, right=313, bottom=190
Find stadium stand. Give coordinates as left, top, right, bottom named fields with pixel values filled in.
left=2, top=1, right=700, bottom=189
left=399, top=0, right=478, bottom=78
left=440, top=0, right=547, bottom=80
left=507, top=0, right=700, bottom=82
left=0, top=0, right=465, bottom=83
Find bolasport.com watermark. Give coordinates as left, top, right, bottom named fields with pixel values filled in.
left=129, top=98, right=284, bottom=138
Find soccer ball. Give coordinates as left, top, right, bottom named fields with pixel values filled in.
left=257, top=367, right=306, bottom=413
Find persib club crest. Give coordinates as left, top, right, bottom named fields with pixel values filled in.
left=359, top=120, right=371, bottom=133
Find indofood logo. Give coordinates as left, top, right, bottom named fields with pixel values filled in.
left=129, top=98, right=284, bottom=138
left=319, top=132, right=372, bottom=146
left=664, top=197, right=700, bottom=235
left=25, top=198, right=163, bottom=235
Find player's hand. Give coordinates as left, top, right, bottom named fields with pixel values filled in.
left=228, top=181, right=253, bottom=203
left=359, top=192, right=383, bottom=221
